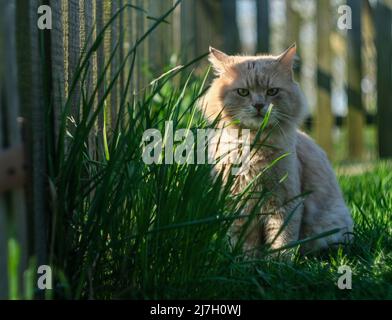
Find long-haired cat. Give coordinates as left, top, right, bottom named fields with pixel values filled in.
left=200, top=44, right=353, bottom=256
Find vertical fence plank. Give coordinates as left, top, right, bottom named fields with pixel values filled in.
left=15, top=0, right=41, bottom=296
left=17, top=0, right=49, bottom=278
left=119, top=0, right=125, bottom=101
left=149, top=0, right=165, bottom=75
left=362, top=0, right=376, bottom=134
left=0, top=167, right=7, bottom=299
left=376, top=1, right=392, bottom=158
left=286, top=1, right=301, bottom=47
left=256, top=0, right=270, bottom=53
left=222, top=0, right=240, bottom=54
left=103, top=0, right=113, bottom=126
left=195, top=1, right=223, bottom=57
left=286, top=1, right=301, bottom=79
left=130, top=0, right=139, bottom=93
left=89, top=0, right=98, bottom=105
left=67, top=0, right=81, bottom=120
left=149, top=0, right=176, bottom=75
left=81, top=0, right=97, bottom=157
left=123, top=0, right=134, bottom=101
left=315, top=0, right=333, bottom=158
left=180, top=0, right=197, bottom=62
left=142, top=0, right=149, bottom=88
left=347, top=0, right=365, bottom=160
left=0, top=151, right=8, bottom=299
left=0, top=0, right=9, bottom=299
left=133, top=0, right=140, bottom=89
left=172, top=0, right=182, bottom=62
left=110, top=0, right=119, bottom=127
left=50, top=0, right=66, bottom=142
left=80, top=0, right=94, bottom=97
left=180, top=0, right=239, bottom=63
left=136, top=0, right=146, bottom=89
left=95, top=0, right=105, bottom=146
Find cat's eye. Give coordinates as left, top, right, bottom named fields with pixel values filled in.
left=267, top=88, right=280, bottom=96
left=237, top=88, right=250, bottom=97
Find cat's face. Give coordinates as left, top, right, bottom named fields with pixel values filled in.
left=203, top=45, right=307, bottom=133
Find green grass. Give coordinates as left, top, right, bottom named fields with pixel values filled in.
left=36, top=3, right=392, bottom=300
left=241, top=162, right=392, bottom=300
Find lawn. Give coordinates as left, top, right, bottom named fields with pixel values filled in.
left=47, top=159, right=391, bottom=300
left=8, top=160, right=391, bottom=299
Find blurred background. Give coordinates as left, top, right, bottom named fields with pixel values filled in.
left=145, top=0, right=392, bottom=164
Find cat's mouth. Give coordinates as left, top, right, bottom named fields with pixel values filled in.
left=253, top=112, right=266, bottom=120
left=254, top=108, right=269, bottom=118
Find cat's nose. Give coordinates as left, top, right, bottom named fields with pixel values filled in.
left=254, top=103, right=265, bottom=112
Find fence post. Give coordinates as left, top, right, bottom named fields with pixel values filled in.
left=81, top=0, right=98, bottom=157
left=286, top=0, right=302, bottom=80
left=136, top=0, right=147, bottom=89
left=347, top=0, right=365, bottom=160
left=173, top=0, right=182, bottom=61
left=49, top=0, right=66, bottom=143
left=375, top=1, right=392, bottom=158
left=119, top=0, right=125, bottom=102
left=149, top=0, right=174, bottom=75
left=180, top=0, right=197, bottom=62
left=95, top=0, right=105, bottom=146
left=315, top=0, right=333, bottom=158
left=256, top=0, right=270, bottom=53
left=16, top=0, right=49, bottom=296
left=0, top=0, right=9, bottom=299
left=102, top=0, right=113, bottom=126
left=194, top=0, right=224, bottom=56
left=286, top=0, right=300, bottom=46
left=67, top=0, right=81, bottom=120
left=80, top=0, right=95, bottom=99
left=123, top=0, right=135, bottom=100
left=222, top=0, right=241, bottom=54
left=110, top=0, right=119, bottom=127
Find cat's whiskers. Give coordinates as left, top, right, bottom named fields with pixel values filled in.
left=276, top=121, right=289, bottom=141
left=275, top=110, right=295, bottom=121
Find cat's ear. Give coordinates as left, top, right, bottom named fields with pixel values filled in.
left=277, top=43, right=297, bottom=71
left=209, top=47, right=230, bottom=75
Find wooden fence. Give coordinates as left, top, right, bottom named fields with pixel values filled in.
left=0, top=0, right=243, bottom=299
left=0, top=0, right=391, bottom=299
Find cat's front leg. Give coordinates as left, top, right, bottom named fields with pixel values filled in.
left=264, top=201, right=303, bottom=254
left=229, top=215, right=263, bottom=257
left=262, top=153, right=304, bottom=255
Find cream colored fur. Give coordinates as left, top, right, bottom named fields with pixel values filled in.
left=200, top=45, right=353, bottom=255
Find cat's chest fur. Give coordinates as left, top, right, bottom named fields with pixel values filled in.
left=211, top=130, right=302, bottom=204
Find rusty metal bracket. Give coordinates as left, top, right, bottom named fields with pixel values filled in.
left=0, top=145, right=26, bottom=194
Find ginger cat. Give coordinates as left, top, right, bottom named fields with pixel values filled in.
left=200, top=44, right=353, bottom=256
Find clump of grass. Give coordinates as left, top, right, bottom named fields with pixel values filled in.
left=47, top=2, right=270, bottom=299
